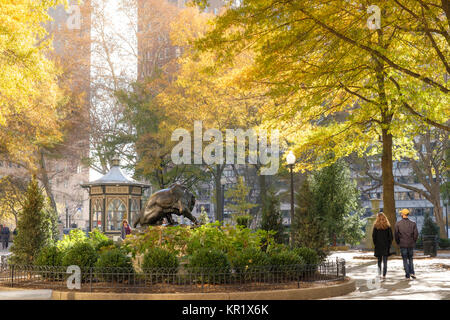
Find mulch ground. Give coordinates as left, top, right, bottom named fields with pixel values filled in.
left=2, top=277, right=349, bottom=294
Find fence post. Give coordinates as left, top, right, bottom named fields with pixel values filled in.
left=336, top=257, right=339, bottom=278
left=90, top=267, right=93, bottom=292
left=10, top=265, right=14, bottom=288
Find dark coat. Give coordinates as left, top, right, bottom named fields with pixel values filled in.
left=395, top=218, right=418, bottom=248
left=372, top=227, right=393, bottom=257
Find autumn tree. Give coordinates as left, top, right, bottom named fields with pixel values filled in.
left=0, top=176, right=28, bottom=226
left=192, top=0, right=449, bottom=251
left=113, top=77, right=210, bottom=189
left=0, top=0, right=68, bottom=167
left=159, top=7, right=277, bottom=222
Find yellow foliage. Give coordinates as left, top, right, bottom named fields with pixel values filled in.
left=0, top=0, right=67, bottom=167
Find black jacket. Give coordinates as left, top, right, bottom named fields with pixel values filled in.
left=1, top=227, right=10, bottom=240
left=372, top=227, right=393, bottom=257
left=395, top=218, right=418, bottom=248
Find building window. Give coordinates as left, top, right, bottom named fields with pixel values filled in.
left=92, top=199, right=103, bottom=230
left=107, top=199, right=126, bottom=231
left=130, top=199, right=140, bottom=228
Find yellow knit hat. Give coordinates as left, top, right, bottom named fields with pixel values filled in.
left=400, top=208, right=410, bottom=216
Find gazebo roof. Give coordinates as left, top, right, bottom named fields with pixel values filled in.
left=81, top=158, right=150, bottom=188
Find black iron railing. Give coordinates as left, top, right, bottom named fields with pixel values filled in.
left=0, top=259, right=346, bottom=293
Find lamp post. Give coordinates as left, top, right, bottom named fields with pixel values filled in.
left=286, top=151, right=296, bottom=246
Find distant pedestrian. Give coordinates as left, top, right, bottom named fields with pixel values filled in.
left=1, top=226, right=10, bottom=249
left=121, top=219, right=131, bottom=240
left=395, top=209, right=419, bottom=280
left=372, top=213, right=393, bottom=279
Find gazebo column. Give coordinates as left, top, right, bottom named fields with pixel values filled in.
left=102, top=197, right=106, bottom=233
left=88, top=197, right=92, bottom=232
left=128, top=196, right=132, bottom=225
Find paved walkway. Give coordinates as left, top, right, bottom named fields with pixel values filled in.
left=326, top=250, right=450, bottom=300
left=0, top=290, right=52, bottom=300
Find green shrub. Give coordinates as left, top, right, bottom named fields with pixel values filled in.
left=62, top=242, right=99, bottom=271
left=235, top=215, right=252, bottom=228
left=187, top=249, right=231, bottom=283
left=293, top=247, right=320, bottom=265
left=34, top=246, right=64, bottom=267
left=57, top=229, right=88, bottom=252
left=34, top=246, right=65, bottom=280
left=185, top=222, right=276, bottom=257
left=269, top=250, right=304, bottom=278
left=230, top=248, right=270, bottom=272
left=141, top=247, right=179, bottom=283
left=94, top=248, right=134, bottom=282
left=94, top=239, right=115, bottom=252
left=439, top=238, right=450, bottom=249
left=416, top=236, right=423, bottom=249
left=421, top=213, right=440, bottom=236
left=89, top=229, right=114, bottom=252
left=229, top=248, right=270, bottom=281
left=142, top=247, right=179, bottom=272
left=270, top=250, right=303, bottom=266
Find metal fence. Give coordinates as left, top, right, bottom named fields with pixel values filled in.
left=0, top=259, right=346, bottom=293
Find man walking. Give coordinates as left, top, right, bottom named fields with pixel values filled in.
left=395, top=209, right=419, bottom=280
left=1, top=226, right=10, bottom=250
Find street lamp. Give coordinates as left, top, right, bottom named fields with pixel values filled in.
left=286, top=150, right=296, bottom=246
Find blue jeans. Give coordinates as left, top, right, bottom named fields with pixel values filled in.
left=400, top=247, right=415, bottom=277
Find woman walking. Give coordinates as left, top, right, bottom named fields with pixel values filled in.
left=372, top=213, right=393, bottom=279
left=121, top=219, right=132, bottom=240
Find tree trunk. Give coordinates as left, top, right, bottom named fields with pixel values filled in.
left=432, top=198, right=447, bottom=239
left=38, top=151, right=58, bottom=213
left=381, top=129, right=398, bottom=253
left=214, top=164, right=224, bottom=223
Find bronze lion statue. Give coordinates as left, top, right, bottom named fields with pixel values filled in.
left=133, top=184, right=198, bottom=227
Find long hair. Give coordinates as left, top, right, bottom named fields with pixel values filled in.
left=374, top=212, right=391, bottom=230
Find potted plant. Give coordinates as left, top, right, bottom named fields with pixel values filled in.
left=421, top=212, right=440, bottom=257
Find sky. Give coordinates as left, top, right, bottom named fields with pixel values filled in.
left=89, top=0, right=137, bottom=182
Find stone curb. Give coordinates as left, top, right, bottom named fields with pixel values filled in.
left=51, top=278, right=355, bottom=300
left=0, top=279, right=355, bottom=300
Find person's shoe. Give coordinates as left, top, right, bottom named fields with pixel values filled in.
left=405, top=275, right=410, bottom=279
left=411, top=274, right=416, bottom=279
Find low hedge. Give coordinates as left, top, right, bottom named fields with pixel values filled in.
left=62, top=242, right=99, bottom=271
left=186, top=249, right=231, bottom=284
left=142, top=247, right=179, bottom=272
left=229, top=248, right=271, bottom=280
left=94, top=248, right=134, bottom=282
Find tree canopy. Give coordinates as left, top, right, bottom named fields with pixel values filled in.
left=0, top=0, right=68, bottom=166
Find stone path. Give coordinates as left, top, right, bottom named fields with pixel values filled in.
left=325, top=250, right=450, bottom=300
left=0, top=290, right=52, bottom=300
